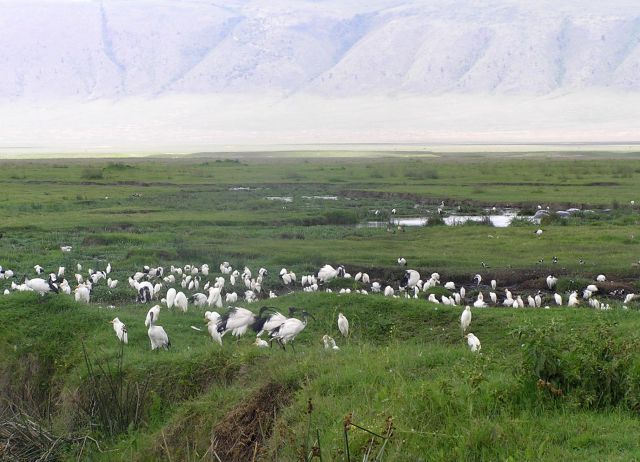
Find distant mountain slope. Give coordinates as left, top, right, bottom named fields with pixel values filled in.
left=3, top=0, right=640, bottom=100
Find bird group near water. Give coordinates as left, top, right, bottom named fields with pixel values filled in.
left=2, top=252, right=637, bottom=355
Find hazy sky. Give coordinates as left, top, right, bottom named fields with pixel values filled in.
left=1, top=0, right=640, bottom=151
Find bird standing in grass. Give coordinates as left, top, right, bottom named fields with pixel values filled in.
left=217, top=307, right=256, bottom=339
left=174, top=291, right=188, bottom=312
left=465, top=333, right=481, bottom=352
left=338, top=312, right=349, bottom=338
left=25, top=275, right=58, bottom=295
left=460, top=306, right=472, bottom=333
left=147, top=311, right=170, bottom=351
left=270, top=310, right=315, bottom=351
left=253, top=306, right=294, bottom=337
left=110, top=317, right=128, bottom=344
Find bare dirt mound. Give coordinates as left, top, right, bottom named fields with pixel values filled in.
left=212, top=381, right=295, bottom=461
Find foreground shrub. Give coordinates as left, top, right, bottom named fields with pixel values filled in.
left=515, top=320, right=640, bottom=410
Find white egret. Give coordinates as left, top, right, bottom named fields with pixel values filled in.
left=174, top=291, right=188, bottom=312
left=460, top=306, right=472, bottom=333
left=147, top=311, right=170, bottom=351
left=337, top=312, right=349, bottom=337
left=110, top=317, right=128, bottom=344
left=465, top=333, right=481, bottom=352
left=318, top=264, right=345, bottom=283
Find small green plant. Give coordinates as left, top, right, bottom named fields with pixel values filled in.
left=81, top=342, right=150, bottom=438
left=515, top=320, right=638, bottom=410
left=80, top=167, right=104, bottom=180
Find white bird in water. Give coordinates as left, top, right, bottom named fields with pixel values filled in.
left=338, top=312, right=349, bottom=337
left=465, top=333, right=481, bottom=352
left=110, top=317, right=128, bottom=344
left=460, top=306, right=472, bottom=333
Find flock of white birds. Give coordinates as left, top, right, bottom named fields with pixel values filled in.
left=1, top=253, right=636, bottom=354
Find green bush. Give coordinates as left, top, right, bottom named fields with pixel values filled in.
left=303, top=210, right=358, bottom=225
left=515, top=320, right=639, bottom=410
left=80, top=167, right=104, bottom=180
left=425, top=215, right=445, bottom=226
left=555, top=277, right=590, bottom=293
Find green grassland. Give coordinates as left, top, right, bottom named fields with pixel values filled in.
left=1, top=151, right=640, bottom=460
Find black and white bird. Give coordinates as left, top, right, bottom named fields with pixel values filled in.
left=145, top=305, right=161, bottom=327
left=24, top=275, right=58, bottom=295
left=252, top=306, right=296, bottom=337
left=217, top=307, right=257, bottom=339
left=400, top=269, right=420, bottom=289
left=135, top=281, right=154, bottom=303
left=270, top=310, right=315, bottom=351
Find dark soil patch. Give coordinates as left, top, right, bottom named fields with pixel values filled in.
left=212, top=381, right=295, bottom=461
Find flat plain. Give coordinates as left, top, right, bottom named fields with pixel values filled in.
left=1, top=150, right=640, bottom=461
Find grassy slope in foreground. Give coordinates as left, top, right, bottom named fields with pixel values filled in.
left=2, top=292, right=640, bottom=461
